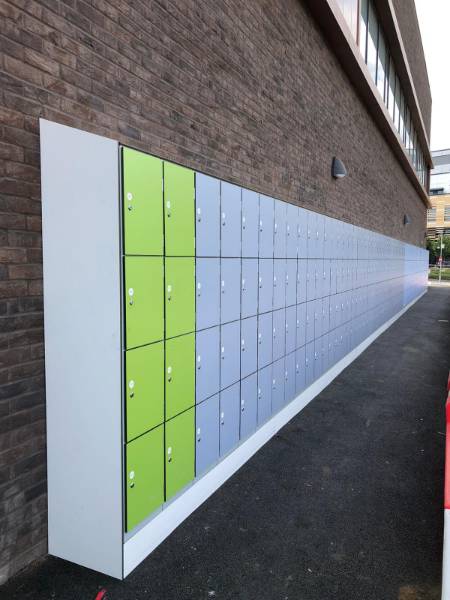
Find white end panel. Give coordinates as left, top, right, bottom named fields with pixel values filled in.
left=40, top=120, right=123, bottom=578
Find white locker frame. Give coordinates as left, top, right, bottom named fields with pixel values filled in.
left=41, top=119, right=427, bottom=579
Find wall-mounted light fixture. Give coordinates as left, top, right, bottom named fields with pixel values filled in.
left=403, top=214, right=411, bottom=226
left=332, top=157, right=347, bottom=179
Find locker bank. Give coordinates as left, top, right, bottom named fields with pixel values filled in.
left=40, top=119, right=428, bottom=578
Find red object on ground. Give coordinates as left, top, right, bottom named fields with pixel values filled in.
left=445, top=396, right=450, bottom=510
left=94, top=590, right=107, bottom=600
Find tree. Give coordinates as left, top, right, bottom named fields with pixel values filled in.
left=427, top=235, right=450, bottom=263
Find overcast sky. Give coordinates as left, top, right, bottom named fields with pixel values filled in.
left=415, top=0, right=450, bottom=151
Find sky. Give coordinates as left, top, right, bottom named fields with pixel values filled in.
left=415, top=0, right=450, bottom=151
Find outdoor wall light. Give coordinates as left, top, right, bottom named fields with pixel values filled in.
left=404, top=214, right=411, bottom=226
left=332, top=157, right=347, bottom=179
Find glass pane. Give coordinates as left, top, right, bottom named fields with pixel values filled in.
left=359, top=0, right=369, bottom=60
left=367, top=1, right=378, bottom=82
left=399, top=90, right=405, bottom=142
left=388, top=58, right=395, bottom=121
left=376, top=30, right=387, bottom=101
left=394, top=75, right=401, bottom=132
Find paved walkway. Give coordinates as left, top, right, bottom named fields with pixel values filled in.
left=1, top=286, right=449, bottom=600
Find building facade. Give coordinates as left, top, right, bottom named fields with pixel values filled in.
left=427, top=149, right=450, bottom=238
left=0, top=0, right=431, bottom=582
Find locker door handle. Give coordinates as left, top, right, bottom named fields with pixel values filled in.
left=197, top=207, right=201, bottom=222
left=167, top=366, right=172, bottom=382
left=128, top=288, right=134, bottom=305
left=166, top=200, right=171, bottom=218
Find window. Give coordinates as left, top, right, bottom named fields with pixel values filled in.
left=359, top=0, right=369, bottom=61
left=388, top=58, right=396, bottom=121
left=395, top=76, right=401, bottom=133
left=445, top=207, right=450, bottom=221
left=399, top=90, right=405, bottom=142
left=376, top=30, right=387, bottom=101
left=367, top=1, right=378, bottom=83
left=338, top=0, right=359, bottom=41
left=427, top=208, right=436, bottom=222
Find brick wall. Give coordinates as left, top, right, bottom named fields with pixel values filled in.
left=0, top=0, right=429, bottom=583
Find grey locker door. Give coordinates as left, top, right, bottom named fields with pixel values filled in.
left=273, top=259, right=286, bottom=310
left=220, top=258, right=241, bottom=323
left=259, top=195, right=274, bottom=258
left=258, top=258, right=273, bottom=313
left=306, top=259, right=316, bottom=302
left=330, top=259, right=337, bottom=295
left=220, top=181, right=241, bottom=257
left=314, top=298, right=322, bottom=339
left=196, top=326, right=220, bottom=404
left=241, top=258, right=258, bottom=318
left=323, top=215, right=330, bottom=260
left=316, top=213, right=324, bottom=259
left=257, top=311, right=272, bottom=369
left=195, top=173, right=220, bottom=257
left=305, top=341, right=315, bottom=386
left=297, top=259, right=307, bottom=304
left=315, top=259, right=323, bottom=299
left=322, top=295, right=330, bottom=335
left=220, top=320, right=240, bottom=390
left=271, top=357, right=285, bottom=413
left=329, top=294, right=335, bottom=331
left=307, top=210, right=317, bottom=258
left=295, top=346, right=306, bottom=395
left=241, top=315, right=257, bottom=379
left=284, top=351, right=296, bottom=404
left=285, top=305, right=296, bottom=355
left=240, top=372, right=257, bottom=440
left=257, top=364, right=272, bottom=425
left=322, top=259, right=330, bottom=298
left=274, top=199, right=287, bottom=258
left=219, top=382, right=240, bottom=457
left=285, top=258, right=297, bottom=307
left=298, top=207, right=308, bottom=258
left=196, top=393, right=219, bottom=476
left=296, top=302, right=306, bottom=349
left=306, top=301, right=314, bottom=344
left=314, top=338, right=323, bottom=380
left=196, top=258, right=220, bottom=330
left=272, top=308, right=286, bottom=361
left=286, top=203, right=298, bottom=259
left=241, top=189, right=259, bottom=258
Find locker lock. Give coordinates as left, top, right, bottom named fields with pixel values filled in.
left=220, top=411, right=225, bottom=425
left=274, top=222, right=278, bottom=234
left=197, top=207, right=201, bottom=222
left=242, top=215, right=246, bottom=229
left=167, top=366, right=172, bottom=382
left=128, top=379, right=135, bottom=398
left=129, top=470, right=135, bottom=488
left=241, top=399, right=245, bottom=412
left=242, top=278, right=246, bottom=292
left=259, top=277, right=262, bottom=289
left=258, top=333, right=262, bottom=344
left=128, top=288, right=134, bottom=305
left=222, top=212, right=226, bottom=226
left=221, top=346, right=225, bottom=359
left=197, top=282, right=201, bottom=297
left=273, top=327, right=276, bottom=339
left=272, top=378, right=276, bottom=389
left=167, top=446, right=172, bottom=463
left=241, top=339, right=245, bottom=352
left=259, top=219, right=263, bottom=232
left=296, top=363, right=299, bottom=373
left=258, top=388, right=261, bottom=399
left=287, top=224, right=290, bottom=236
left=127, top=192, right=133, bottom=211
left=166, top=200, right=171, bottom=217
left=197, top=427, right=201, bottom=442
left=197, top=355, right=201, bottom=370
left=167, top=284, right=172, bottom=301
left=273, top=276, right=277, bottom=287
left=221, top=280, right=225, bottom=294
left=285, top=370, right=288, bottom=381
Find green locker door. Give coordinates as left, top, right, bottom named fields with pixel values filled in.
left=126, top=425, right=164, bottom=532
left=165, top=333, right=195, bottom=420
left=165, top=257, right=195, bottom=339
left=164, top=162, right=195, bottom=256
left=122, top=147, right=163, bottom=256
left=165, top=407, right=195, bottom=501
left=125, top=342, right=164, bottom=442
left=125, top=256, right=164, bottom=349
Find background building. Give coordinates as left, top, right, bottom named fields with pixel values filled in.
left=0, top=0, right=431, bottom=582
left=427, top=149, right=450, bottom=238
